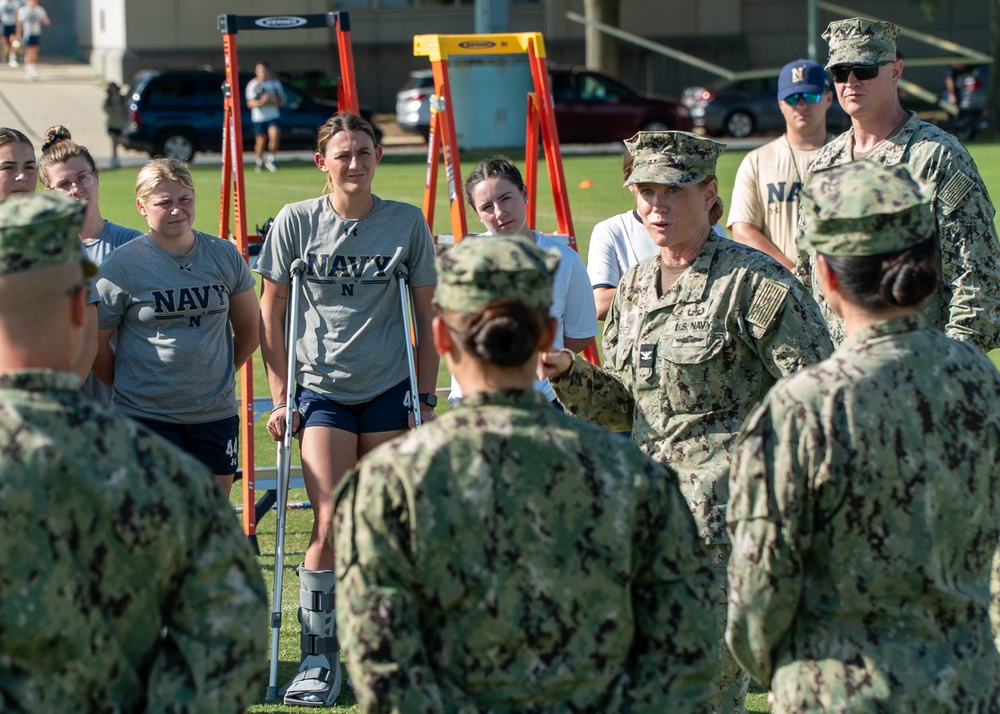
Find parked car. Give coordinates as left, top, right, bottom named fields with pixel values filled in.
left=683, top=75, right=850, bottom=138
left=394, top=65, right=691, bottom=144
left=395, top=70, right=434, bottom=141
left=548, top=65, right=692, bottom=142
left=121, top=68, right=381, bottom=162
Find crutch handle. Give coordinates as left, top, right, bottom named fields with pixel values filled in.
left=290, top=258, right=307, bottom=277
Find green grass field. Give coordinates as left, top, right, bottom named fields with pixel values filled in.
left=91, top=139, right=1000, bottom=712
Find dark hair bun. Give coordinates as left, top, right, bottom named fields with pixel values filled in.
left=882, top=260, right=938, bottom=307
left=453, top=300, right=547, bottom=368
left=41, top=125, right=72, bottom=154
left=472, top=314, right=537, bottom=367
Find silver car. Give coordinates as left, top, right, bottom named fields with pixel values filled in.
left=683, top=76, right=849, bottom=138
left=395, top=70, right=434, bottom=141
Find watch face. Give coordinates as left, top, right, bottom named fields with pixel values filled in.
left=419, top=393, right=438, bottom=407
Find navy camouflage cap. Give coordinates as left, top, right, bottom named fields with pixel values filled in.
left=823, top=17, right=900, bottom=68
left=0, top=193, right=95, bottom=277
left=800, top=162, right=934, bottom=257
left=624, top=131, right=726, bottom=188
left=435, top=235, right=559, bottom=313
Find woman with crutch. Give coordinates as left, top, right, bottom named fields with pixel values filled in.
left=255, top=111, right=438, bottom=707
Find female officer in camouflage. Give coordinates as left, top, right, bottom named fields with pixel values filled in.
left=727, top=162, right=1000, bottom=712
left=334, top=235, right=719, bottom=713
left=541, top=130, right=834, bottom=713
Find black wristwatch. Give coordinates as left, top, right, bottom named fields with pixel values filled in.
left=418, top=392, right=438, bottom=408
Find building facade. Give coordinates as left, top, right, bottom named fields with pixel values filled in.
left=67, top=0, right=990, bottom=114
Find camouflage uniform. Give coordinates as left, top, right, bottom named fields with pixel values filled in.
left=334, top=236, right=719, bottom=713
left=551, top=132, right=833, bottom=714
left=552, top=234, right=833, bottom=544
left=795, top=17, right=1000, bottom=350
left=728, top=163, right=1000, bottom=712
left=0, top=194, right=268, bottom=713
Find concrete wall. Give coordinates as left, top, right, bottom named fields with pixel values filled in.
left=86, top=0, right=127, bottom=82
left=74, top=0, right=992, bottom=113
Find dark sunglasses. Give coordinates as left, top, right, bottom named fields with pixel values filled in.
left=830, top=60, right=893, bottom=83
left=783, top=92, right=823, bottom=106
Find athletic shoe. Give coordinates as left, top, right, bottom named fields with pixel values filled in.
left=26, top=65, right=37, bottom=78
left=265, top=158, right=277, bottom=172
left=9, top=57, right=18, bottom=68
left=255, top=160, right=263, bottom=174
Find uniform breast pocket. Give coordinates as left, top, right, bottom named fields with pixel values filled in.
left=654, top=330, right=729, bottom=414
left=662, top=331, right=725, bottom=365
left=609, top=336, right=635, bottom=374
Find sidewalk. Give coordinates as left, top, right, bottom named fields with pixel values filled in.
left=0, top=58, right=117, bottom=164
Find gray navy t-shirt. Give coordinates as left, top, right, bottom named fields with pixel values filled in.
left=84, top=220, right=145, bottom=268
left=96, top=231, right=256, bottom=423
left=82, top=220, right=143, bottom=405
left=254, top=194, right=436, bottom=403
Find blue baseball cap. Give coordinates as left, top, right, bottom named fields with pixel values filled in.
left=777, top=59, right=830, bottom=100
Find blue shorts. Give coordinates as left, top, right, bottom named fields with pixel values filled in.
left=296, top=381, right=410, bottom=435
left=23, top=35, right=38, bottom=47
left=252, top=119, right=279, bottom=136
left=134, top=415, right=240, bottom=475
left=2, top=25, right=15, bottom=39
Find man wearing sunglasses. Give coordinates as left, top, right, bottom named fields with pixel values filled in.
left=795, top=16, right=1000, bottom=351
left=729, top=59, right=835, bottom=271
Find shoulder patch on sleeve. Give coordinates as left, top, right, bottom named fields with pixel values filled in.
left=938, top=170, right=975, bottom=213
left=746, top=277, right=790, bottom=330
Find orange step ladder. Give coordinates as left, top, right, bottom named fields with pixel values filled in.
left=414, top=31, right=600, bottom=365
left=216, top=12, right=360, bottom=547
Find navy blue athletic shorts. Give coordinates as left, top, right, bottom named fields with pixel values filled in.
left=252, top=118, right=279, bottom=136
left=296, top=380, right=410, bottom=434
left=134, top=414, right=240, bottom=475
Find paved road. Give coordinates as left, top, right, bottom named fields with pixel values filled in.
left=0, top=58, right=770, bottom=170
left=0, top=59, right=119, bottom=163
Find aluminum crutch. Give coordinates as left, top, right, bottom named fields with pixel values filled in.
left=266, top=257, right=307, bottom=701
